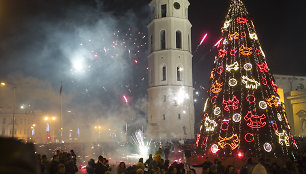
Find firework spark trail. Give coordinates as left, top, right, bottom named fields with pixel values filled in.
left=214, top=38, right=223, bottom=48
left=123, top=95, right=128, bottom=103
left=131, top=130, right=150, bottom=159
left=194, top=33, right=208, bottom=54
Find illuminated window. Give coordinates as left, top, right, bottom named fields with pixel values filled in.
left=162, top=66, right=166, bottom=81
left=161, top=30, right=166, bottom=50
left=161, top=4, right=167, bottom=17
left=176, top=31, right=182, bottom=49
left=177, top=67, right=182, bottom=81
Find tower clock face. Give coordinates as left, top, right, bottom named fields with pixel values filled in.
left=174, top=2, right=180, bottom=9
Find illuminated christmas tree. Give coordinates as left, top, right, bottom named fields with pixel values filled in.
left=196, top=0, right=297, bottom=158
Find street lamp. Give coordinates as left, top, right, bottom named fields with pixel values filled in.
left=44, top=116, right=57, bottom=142
left=1, top=81, right=16, bottom=138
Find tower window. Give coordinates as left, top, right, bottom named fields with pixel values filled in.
left=2, top=118, right=6, bottom=124
left=176, top=31, right=182, bottom=49
left=2, top=128, right=4, bottom=135
left=177, top=67, right=182, bottom=81
left=178, top=114, right=181, bottom=120
left=183, top=126, right=187, bottom=135
left=162, top=66, right=166, bottom=81
left=163, top=114, right=166, bottom=120
left=161, top=4, right=167, bottom=17
left=150, top=35, right=153, bottom=52
left=188, top=34, right=191, bottom=52
left=161, top=30, right=166, bottom=50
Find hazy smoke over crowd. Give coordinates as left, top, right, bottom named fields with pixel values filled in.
left=0, top=0, right=151, bottom=142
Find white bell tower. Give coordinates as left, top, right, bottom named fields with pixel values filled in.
left=147, top=0, right=195, bottom=140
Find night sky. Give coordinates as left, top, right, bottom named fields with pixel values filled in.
left=0, top=0, right=305, bottom=131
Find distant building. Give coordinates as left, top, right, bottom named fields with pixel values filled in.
left=0, top=106, right=36, bottom=141
left=274, top=74, right=306, bottom=137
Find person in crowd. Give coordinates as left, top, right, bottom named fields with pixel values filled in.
left=95, top=155, right=107, bottom=174
left=117, top=161, right=126, bottom=174
left=145, top=154, right=153, bottom=168
left=239, top=158, right=254, bottom=174
left=201, top=164, right=210, bottom=174
left=50, top=155, right=60, bottom=174
left=251, top=158, right=267, bottom=174
left=225, top=165, right=237, bottom=174
left=136, top=158, right=145, bottom=170
left=57, top=163, right=66, bottom=174
left=41, top=154, right=50, bottom=174
left=164, top=159, right=170, bottom=172
left=86, top=159, right=95, bottom=174
left=164, top=146, right=170, bottom=160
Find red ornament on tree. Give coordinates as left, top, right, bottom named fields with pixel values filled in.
left=223, top=96, right=239, bottom=111
left=246, top=94, right=256, bottom=103
left=245, top=133, right=254, bottom=143
left=236, top=17, right=248, bottom=24
left=257, top=63, right=270, bottom=73
left=244, top=111, right=267, bottom=128
left=218, top=49, right=227, bottom=58
left=271, top=80, right=278, bottom=92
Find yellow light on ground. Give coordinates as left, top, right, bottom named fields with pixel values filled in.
left=44, top=117, right=49, bottom=121
left=94, top=126, right=97, bottom=129
left=0, top=82, right=6, bottom=86
left=52, top=117, right=56, bottom=121
left=32, top=124, right=36, bottom=127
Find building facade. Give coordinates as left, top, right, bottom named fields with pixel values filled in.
left=274, top=74, right=306, bottom=137
left=147, top=0, right=195, bottom=140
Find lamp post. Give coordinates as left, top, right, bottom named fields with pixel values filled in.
left=1, top=82, right=17, bottom=138
left=44, top=116, right=56, bottom=142
left=94, top=126, right=102, bottom=142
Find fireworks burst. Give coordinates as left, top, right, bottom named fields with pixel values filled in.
left=131, top=130, right=150, bottom=159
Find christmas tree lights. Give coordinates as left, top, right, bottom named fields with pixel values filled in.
left=196, top=0, right=296, bottom=158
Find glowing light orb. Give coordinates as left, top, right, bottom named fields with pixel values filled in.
left=232, top=113, right=242, bottom=122
left=72, top=59, right=85, bottom=72
left=244, top=63, right=252, bottom=71
left=263, top=143, right=272, bottom=152
left=175, top=88, right=190, bottom=105
left=259, top=101, right=267, bottom=109
left=229, top=78, right=238, bottom=87
left=211, top=144, right=219, bottom=154
left=214, top=107, right=221, bottom=116
left=277, top=113, right=282, bottom=121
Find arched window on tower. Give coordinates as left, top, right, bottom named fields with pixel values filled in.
left=161, top=30, right=166, bottom=50
left=161, top=4, right=167, bottom=18
left=162, top=66, right=166, bottom=81
left=176, top=31, right=182, bottom=49
left=177, top=66, right=182, bottom=81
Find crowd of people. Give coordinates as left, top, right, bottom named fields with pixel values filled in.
left=81, top=146, right=305, bottom=174
left=37, top=149, right=78, bottom=174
